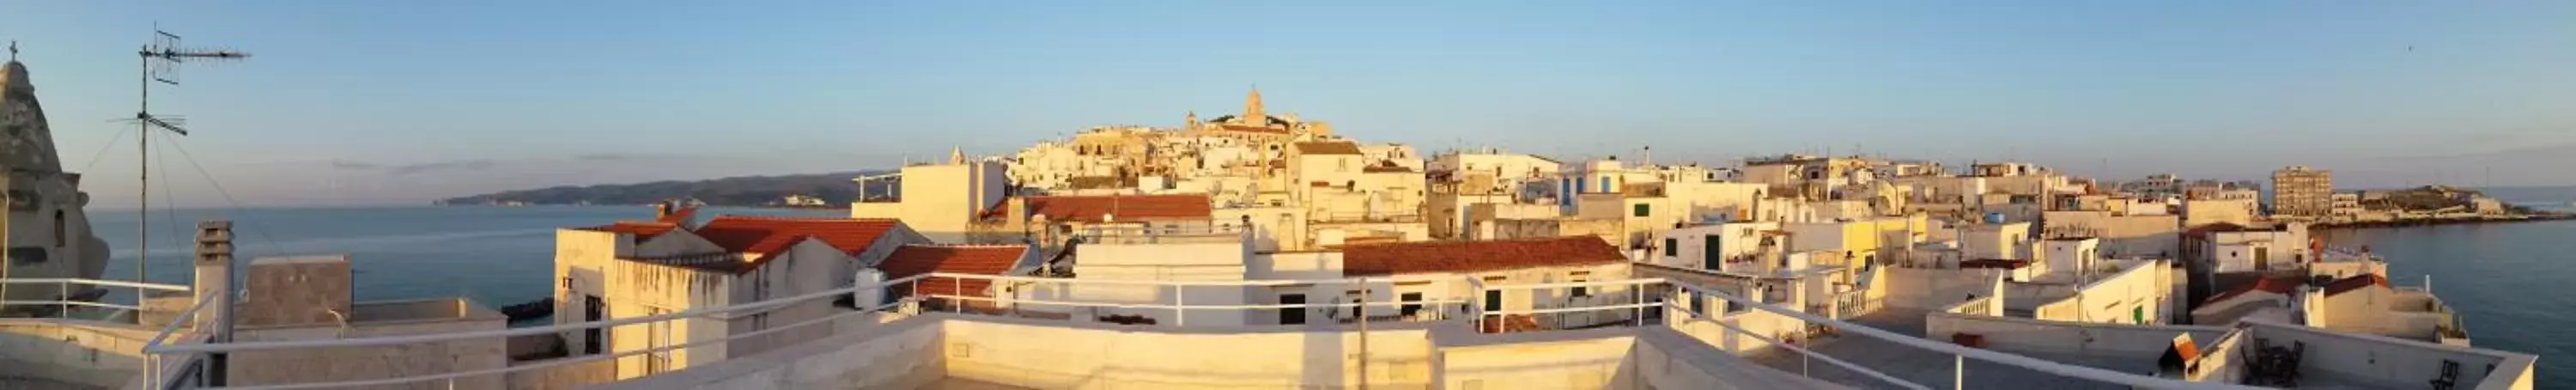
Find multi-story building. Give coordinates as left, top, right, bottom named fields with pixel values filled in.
left=2272, top=165, right=2334, bottom=218
left=555, top=212, right=936, bottom=377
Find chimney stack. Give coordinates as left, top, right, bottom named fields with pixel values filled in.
left=193, top=220, right=237, bottom=386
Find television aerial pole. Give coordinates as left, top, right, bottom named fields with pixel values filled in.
left=129, top=27, right=247, bottom=302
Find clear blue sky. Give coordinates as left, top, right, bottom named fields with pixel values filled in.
left=6, top=1, right=2573, bottom=206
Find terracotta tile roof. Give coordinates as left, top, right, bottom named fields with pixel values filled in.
left=880, top=244, right=1028, bottom=298
left=1342, top=236, right=1625, bottom=277
left=572, top=222, right=679, bottom=240
left=693, top=216, right=902, bottom=262
left=622, top=253, right=754, bottom=273
left=2322, top=273, right=2389, bottom=296
left=1016, top=194, right=1213, bottom=223
left=1294, top=142, right=1363, bottom=155
left=2205, top=276, right=2302, bottom=304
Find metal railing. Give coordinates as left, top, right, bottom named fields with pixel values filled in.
left=126, top=271, right=2264, bottom=390
left=1472, top=278, right=1663, bottom=333
left=135, top=272, right=1473, bottom=388
left=1666, top=281, right=1927, bottom=390
left=140, top=272, right=943, bottom=390
left=944, top=273, right=1473, bottom=326
left=1692, top=284, right=2261, bottom=389
left=0, top=277, right=191, bottom=319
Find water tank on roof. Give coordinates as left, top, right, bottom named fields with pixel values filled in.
left=854, top=269, right=886, bottom=312
left=1984, top=212, right=2006, bottom=224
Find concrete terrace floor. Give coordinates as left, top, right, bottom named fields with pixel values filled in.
left=0, top=376, right=105, bottom=390
left=1743, top=308, right=2154, bottom=390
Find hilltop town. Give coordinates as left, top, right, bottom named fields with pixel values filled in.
left=10, top=85, right=2543, bottom=389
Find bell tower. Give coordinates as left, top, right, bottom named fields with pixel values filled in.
left=1242, top=87, right=1265, bottom=125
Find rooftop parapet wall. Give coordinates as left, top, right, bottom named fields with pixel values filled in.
left=0, top=319, right=160, bottom=389
left=2225, top=320, right=2534, bottom=390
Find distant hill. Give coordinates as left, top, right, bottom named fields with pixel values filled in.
left=437, top=171, right=893, bottom=206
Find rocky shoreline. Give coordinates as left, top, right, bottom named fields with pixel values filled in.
left=2314, top=214, right=2576, bottom=229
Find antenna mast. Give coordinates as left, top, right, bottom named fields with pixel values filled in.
left=131, top=27, right=248, bottom=301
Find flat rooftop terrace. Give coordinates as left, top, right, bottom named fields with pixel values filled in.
left=0, top=376, right=105, bottom=390
left=1745, top=308, right=2166, bottom=389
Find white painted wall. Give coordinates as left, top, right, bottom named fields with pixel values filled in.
left=949, top=317, right=1438, bottom=388
left=1439, top=335, right=1635, bottom=390
left=1880, top=267, right=2002, bottom=310
left=230, top=316, right=511, bottom=389
left=1650, top=222, right=1775, bottom=271
left=2030, top=260, right=2172, bottom=325
left=2232, top=321, right=2532, bottom=390
left=1066, top=240, right=1251, bottom=326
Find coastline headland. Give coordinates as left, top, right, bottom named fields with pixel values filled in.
left=2315, top=213, right=2576, bottom=229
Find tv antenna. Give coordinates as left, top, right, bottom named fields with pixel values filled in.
left=124, top=27, right=248, bottom=299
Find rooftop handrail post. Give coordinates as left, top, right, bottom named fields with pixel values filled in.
left=1953, top=353, right=1964, bottom=390
left=1174, top=283, right=1186, bottom=326
left=59, top=281, right=68, bottom=318
left=952, top=277, right=963, bottom=314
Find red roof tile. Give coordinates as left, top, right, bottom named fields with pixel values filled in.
left=1018, top=194, right=1212, bottom=223
left=1294, top=142, right=1363, bottom=155
left=880, top=245, right=1028, bottom=298
left=2322, top=273, right=2389, bottom=296
left=2205, top=277, right=2302, bottom=304
left=1342, top=236, right=1626, bottom=277
left=573, top=222, right=679, bottom=239
left=694, top=216, right=902, bottom=261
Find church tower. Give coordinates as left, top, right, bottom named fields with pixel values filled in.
left=2, top=52, right=115, bottom=306
left=1242, top=87, right=1265, bottom=126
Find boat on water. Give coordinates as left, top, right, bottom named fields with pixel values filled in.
left=0, top=57, right=115, bottom=314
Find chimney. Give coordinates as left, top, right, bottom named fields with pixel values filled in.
left=193, top=220, right=237, bottom=386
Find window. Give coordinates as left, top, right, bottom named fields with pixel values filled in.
left=1687, top=291, right=1704, bottom=315
left=644, top=307, right=673, bottom=374
left=1400, top=292, right=1424, bottom=318
left=1279, top=294, right=1307, bottom=325
left=52, top=210, right=64, bottom=247
left=1663, top=238, right=1678, bottom=257
left=1571, top=280, right=1589, bottom=298
left=1634, top=204, right=1651, bottom=217
left=1704, top=235, right=1723, bottom=270
left=7, top=247, right=46, bottom=265
left=1484, top=289, right=1504, bottom=312
left=582, top=296, right=605, bottom=355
